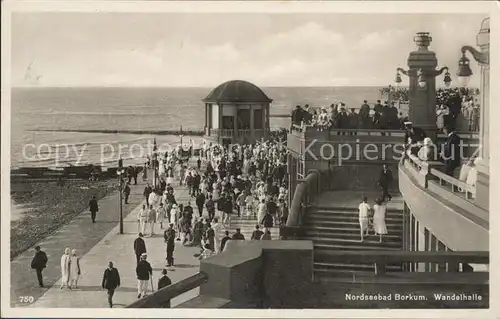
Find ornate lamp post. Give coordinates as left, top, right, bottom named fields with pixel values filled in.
left=457, top=17, right=489, bottom=211
left=116, top=167, right=125, bottom=234
left=152, top=138, right=158, bottom=189
left=395, top=32, right=451, bottom=137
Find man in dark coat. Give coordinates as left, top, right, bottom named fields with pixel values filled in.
left=143, top=183, right=153, bottom=207
left=133, top=233, right=147, bottom=264
left=403, top=122, right=427, bottom=145
left=378, top=164, right=393, bottom=201
left=89, top=196, right=99, bottom=223
left=123, top=182, right=131, bottom=204
left=204, top=223, right=215, bottom=250
left=195, top=192, right=205, bottom=218
left=102, top=261, right=121, bottom=308
left=157, top=269, right=173, bottom=308
left=291, top=105, right=304, bottom=126
left=374, top=100, right=383, bottom=113
left=164, top=224, right=176, bottom=267
left=205, top=195, right=215, bottom=221
left=127, top=166, right=135, bottom=184
left=220, top=230, right=231, bottom=252
left=442, top=126, right=462, bottom=176
left=136, top=254, right=153, bottom=298
left=232, top=228, right=245, bottom=240
left=31, top=245, right=48, bottom=287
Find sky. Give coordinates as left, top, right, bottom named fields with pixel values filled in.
left=10, top=12, right=486, bottom=87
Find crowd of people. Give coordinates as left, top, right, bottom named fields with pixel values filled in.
left=291, top=87, right=480, bottom=133
left=130, top=138, right=290, bottom=298
left=291, top=100, right=406, bottom=132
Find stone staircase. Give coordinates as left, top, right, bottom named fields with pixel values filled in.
left=215, top=214, right=280, bottom=241
left=302, top=205, right=404, bottom=278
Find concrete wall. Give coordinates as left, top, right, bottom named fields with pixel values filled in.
left=399, top=163, right=488, bottom=251
left=199, top=240, right=314, bottom=308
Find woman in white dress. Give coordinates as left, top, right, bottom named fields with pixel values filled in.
left=372, top=199, right=388, bottom=243
left=68, top=249, right=81, bottom=289
left=60, top=247, right=71, bottom=289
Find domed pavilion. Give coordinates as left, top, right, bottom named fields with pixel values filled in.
left=203, top=80, right=272, bottom=146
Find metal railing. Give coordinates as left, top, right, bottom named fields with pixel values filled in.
left=315, top=250, right=489, bottom=276
left=404, top=154, right=476, bottom=201
left=126, top=272, right=208, bottom=308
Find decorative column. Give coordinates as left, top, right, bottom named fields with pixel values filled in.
left=250, top=104, right=255, bottom=141
left=233, top=106, right=238, bottom=144
left=396, top=32, right=450, bottom=139
left=460, top=18, right=489, bottom=211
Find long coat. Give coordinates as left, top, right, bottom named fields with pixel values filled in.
left=134, top=237, right=147, bottom=255
left=102, top=267, right=121, bottom=290
left=31, top=250, right=48, bottom=270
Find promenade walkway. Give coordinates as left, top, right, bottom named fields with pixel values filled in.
left=29, top=184, right=202, bottom=308
left=10, top=176, right=145, bottom=307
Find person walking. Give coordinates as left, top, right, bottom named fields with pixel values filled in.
left=377, top=164, right=393, bottom=201
left=196, top=192, right=205, bottom=218
left=164, top=223, right=176, bottom=267
left=204, top=222, right=215, bottom=250
left=137, top=205, right=148, bottom=234
left=205, top=195, right=215, bottom=221
left=372, top=198, right=388, bottom=243
left=102, top=261, right=120, bottom=308
left=143, top=183, right=153, bottom=207
left=157, top=202, right=166, bottom=229
left=136, top=253, right=153, bottom=299
left=358, top=197, right=371, bottom=242
left=148, top=204, right=157, bottom=237
left=134, top=233, right=147, bottom=264
left=251, top=225, right=264, bottom=240
left=68, top=249, right=81, bottom=289
left=30, top=245, right=48, bottom=288
left=60, top=247, right=71, bottom=289
left=123, top=182, right=131, bottom=204
left=89, top=196, right=99, bottom=223
left=220, top=230, right=231, bottom=252
left=157, top=269, right=173, bottom=308
left=211, top=217, right=222, bottom=252
left=232, top=228, right=245, bottom=240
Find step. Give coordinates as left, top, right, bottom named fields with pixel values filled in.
left=313, top=206, right=403, bottom=213
left=313, top=242, right=402, bottom=251
left=306, top=214, right=403, bottom=222
left=306, top=236, right=401, bottom=247
left=302, top=225, right=403, bottom=234
left=304, top=220, right=403, bottom=229
left=314, top=262, right=402, bottom=272
left=303, top=231, right=402, bottom=242
left=313, top=209, right=403, bottom=217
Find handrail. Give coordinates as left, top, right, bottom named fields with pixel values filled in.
left=315, top=250, right=489, bottom=276
left=430, top=168, right=476, bottom=199
left=126, top=272, right=208, bottom=308
left=402, top=153, right=481, bottom=209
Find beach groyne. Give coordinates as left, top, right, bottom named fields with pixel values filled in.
left=29, top=128, right=205, bottom=136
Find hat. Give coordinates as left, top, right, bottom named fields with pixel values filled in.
left=162, top=269, right=168, bottom=275
left=139, top=232, right=144, bottom=237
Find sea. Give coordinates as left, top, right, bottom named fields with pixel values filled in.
left=10, top=86, right=385, bottom=169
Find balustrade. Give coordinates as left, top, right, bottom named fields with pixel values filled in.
left=404, top=154, right=476, bottom=202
